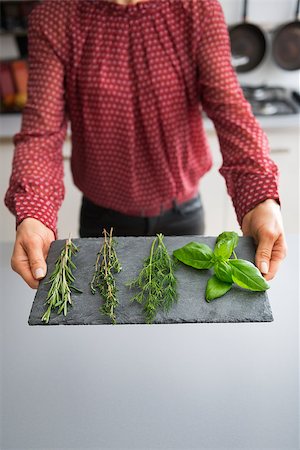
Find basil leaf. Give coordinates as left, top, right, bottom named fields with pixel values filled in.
left=173, top=242, right=214, bottom=269
left=216, top=231, right=239, bottom=247
left=214, top=260, right=233, bottom=283
left=228, top=259, right=270, bottom=291
left=205, top=275, right=232, bottom=302
left=213, top=231, right=239, bottom=259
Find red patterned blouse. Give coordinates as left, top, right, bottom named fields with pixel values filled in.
left=4, top=0, right=280, bottom=236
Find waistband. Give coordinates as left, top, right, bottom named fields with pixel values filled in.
left=139, top=189, right=201, bottom=217
left=82, top=189, right=201, bottom=218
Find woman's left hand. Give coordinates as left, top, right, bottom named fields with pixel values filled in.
left=241, top=199, right=288, bottom=281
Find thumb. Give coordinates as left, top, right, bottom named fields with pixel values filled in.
left=255, top=233, right=274, bottom=275
left=24, top=238, right=47, bottom=280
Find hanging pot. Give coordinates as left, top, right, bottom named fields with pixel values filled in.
left=272, top=0, right=300, bottom=71
left=229, top=0, right=267, bottom=73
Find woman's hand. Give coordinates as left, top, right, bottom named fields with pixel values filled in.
left=241, top=199, right=287, bottom=281
left=11, top=218, right=55, bottom=289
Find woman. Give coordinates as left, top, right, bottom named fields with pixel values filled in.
left=4, top=0, right=287, bottom=289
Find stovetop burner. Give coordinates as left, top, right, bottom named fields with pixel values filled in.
left=241, top=85, right=300, bottom=116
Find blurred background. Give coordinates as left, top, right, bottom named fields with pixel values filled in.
left=0, top=4, right=299, bottom=450
left=0, top=0, right=299, bottom=241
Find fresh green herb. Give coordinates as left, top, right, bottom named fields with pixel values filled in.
left=172, top=242, right=214, bottom=269
left=126, top=233, right=178, bottom=324
left=173, top=231, right=270, bottom=302
left=228, top=259, right=269, bottom=291
left=41, top=237, right=82, bottom=324
left=205, top=275, right=232, bottom=302
left=90, top=227, right=122, bottom=324
left=214, top=231, right=239, bottom=260
left=214, top=260, right=233, bottom=283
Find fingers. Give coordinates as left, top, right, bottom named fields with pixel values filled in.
left=23, top=235, right=48, bottom=279
left=11, top=240, right=39, bottom=289
left=255, top=231, right=274, bottom=274
left=263, top=235, right=288, bottom=281
left=264, top=258, right=282, bottom=282
left=255, top=232, right=287, bottom=281
left=11, top=218, right=55, bottom=289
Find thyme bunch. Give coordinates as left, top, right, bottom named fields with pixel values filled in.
left=90, top=228, right=122, bottom=324
left=126, top=233, right=178, bottom=324
left=41, top=237, right=82, bottom=323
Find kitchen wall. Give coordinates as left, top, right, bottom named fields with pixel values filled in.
left=221, top=0, right=300, bottom=90
left=222, top=0, right=299, bottom=26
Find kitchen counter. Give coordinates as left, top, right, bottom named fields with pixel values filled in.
left=0, top=235, right=299, bottom=450
left=0, top=113, right=299, bottom=140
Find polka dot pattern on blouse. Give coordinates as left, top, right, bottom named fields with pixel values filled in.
left=4, top=0, right=280, bottom=236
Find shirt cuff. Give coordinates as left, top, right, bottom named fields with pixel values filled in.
left=14, top=193, right=58, bottom=238
left=232, top=173, right=281, bottom=227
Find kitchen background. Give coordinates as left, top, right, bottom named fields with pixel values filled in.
left=0, top=0, right=299, bottom=241
left=0, top=3, right=299, bottom=450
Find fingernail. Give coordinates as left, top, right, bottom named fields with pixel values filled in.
left=260, top=261, right=269, bottom=274
left=35, top=268, right=45, bottom=279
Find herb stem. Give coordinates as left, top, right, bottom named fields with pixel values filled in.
left=148, top=235, right=157, bottom=287
left=127, top=233, right=178, bottom=324
left=41, top=237, right=81, bottom=323
left=90, top=227, right=122, bottom=324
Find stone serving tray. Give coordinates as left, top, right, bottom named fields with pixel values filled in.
left=28, top=235, right=273, bottom=325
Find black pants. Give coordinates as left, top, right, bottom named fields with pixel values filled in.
left=79, top=193, right=205, bottom=237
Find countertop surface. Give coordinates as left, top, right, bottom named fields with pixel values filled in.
left=0, top=113, right=299, bottom=139
left=0, top=235, right=299, bottom=450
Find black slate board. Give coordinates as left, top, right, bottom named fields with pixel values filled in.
left=28, top=235, right=273, bottom=325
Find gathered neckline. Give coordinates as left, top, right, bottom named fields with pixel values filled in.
left=87, top=0, right=162, bottom=16
left=90, top=0, right=160, bottom=9
left=100, top=0, right=155, bottom=7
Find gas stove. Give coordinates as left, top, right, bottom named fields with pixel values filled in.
left=241, top=85, right=300, bottom=116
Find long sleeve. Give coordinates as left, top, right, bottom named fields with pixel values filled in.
left=195, top=0, right=280, bottom=227
left=4, top=1, right=68, bottom=236
left=4, top=0, right=282, bottom=229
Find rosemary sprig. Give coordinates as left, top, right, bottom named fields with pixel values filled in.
left=41, top=237, right=82, bottom=324
left=90, top=228, right=122, bottom=324
left=126, top=233, right=178, bottom=324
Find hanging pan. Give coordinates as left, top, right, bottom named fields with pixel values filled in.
left=272, top=0, right=300, bottom=70
left=229, top=0, right=267, bottom=73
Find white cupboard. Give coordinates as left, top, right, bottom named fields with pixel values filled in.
left=201, top=123, right=300, bottom=235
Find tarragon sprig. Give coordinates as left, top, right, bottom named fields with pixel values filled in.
left=41, top=237, right=82, bottom=323
left=90, top=228, right=122, bottom=324
left=126, top=233, right=178, bottom=324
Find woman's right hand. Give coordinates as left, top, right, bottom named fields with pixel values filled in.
left=11, top=218, right=55, bottom=289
